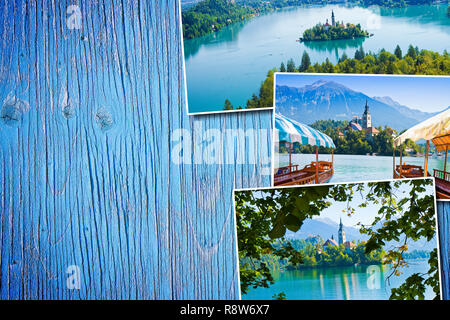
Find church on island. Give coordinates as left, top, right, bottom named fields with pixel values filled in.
left=323, top=10, right=345, bottom=30
left=346, top=99, right=379, bottom=137
left=323, top=218, right=356, bottom=250
left=300, top=10, right=371, bottom=42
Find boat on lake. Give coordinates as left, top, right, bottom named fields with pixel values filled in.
left=393, top=109, right=450, bottom=199
left=274, top=114, right=336, bottom=186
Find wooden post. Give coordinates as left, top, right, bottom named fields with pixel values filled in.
left=393, top=145, right=396, bottom=178
left=399, top=144, right=403, bottom=178
left=315, top=146, right=319, bottom=184
left=424, top=140, right=429, bottom=177
left=288, top=142, right=292, bottom=170
left=331, top=149, right=334, bottom=176
left=445, top=145, right=448, bottom=173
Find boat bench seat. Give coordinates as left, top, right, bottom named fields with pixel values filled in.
left=435, top=177, right=450, bottom=196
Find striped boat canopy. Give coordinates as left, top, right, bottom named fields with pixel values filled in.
left=394, top=108, right=450, bottom=152
left=275, top=113, right=336, bottom=149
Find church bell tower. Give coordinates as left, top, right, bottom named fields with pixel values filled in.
left=338, top=218, right=346, bottom=245
left=362, top=99, right=372, bottom=129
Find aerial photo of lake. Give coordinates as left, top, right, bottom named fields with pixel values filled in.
left=183, top=4, right=450, bottom=113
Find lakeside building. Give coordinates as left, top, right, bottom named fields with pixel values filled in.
left=344, top=241, right=357, bottom=250
left=323, top=219, right=357, bottom=251
left=323, top=11, right=346, bottom=30
left=347, top=100, right=380, bottom=138
left=323, top=236, right=338, bottom=247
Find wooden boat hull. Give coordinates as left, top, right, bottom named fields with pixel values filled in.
left=393, top=171, right=430, bottom=179
left=436, top=190, right=450, bottom=199
left=394, top=164, right=429, bottom=179
left=274, top=161, right=333, bottom=186
left=394, top=165, right=450, bottom=199
left=435, top=176, right=450, bottom=199
left=320, top=172, right=333, bottom=184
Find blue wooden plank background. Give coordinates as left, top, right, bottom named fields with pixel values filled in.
left=438, top=203, right=449, bottom=299
left=0, top=0, right=447, bottom=300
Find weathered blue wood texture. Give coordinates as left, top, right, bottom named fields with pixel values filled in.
left=438, top=203, right=449, bottom=300
left=0, top=0, right=447, bottom=300
left=0, top=0, right=271, bottom=299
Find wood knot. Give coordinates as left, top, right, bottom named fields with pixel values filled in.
left=95, top=107, right=114, bottom=131
left=1, top=95, right=30, bottom=126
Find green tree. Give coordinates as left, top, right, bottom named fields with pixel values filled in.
left=246, top=94, right=259, bottom=109
left=224, top=99, right=233, bottom=110
left=355, top=46, right=366, bottom=60
left=299, top=52, right=311, bottom=72
left=256, top=69, right=275, bottom=108
left=272, top=292, right=287, bottom=300
left=395, top=45, right=403, bottom=60
left=407, top=45, right=417, bottom=59
left=287, top=58, right=296, bottom=72
left=339, top=52, right=348, bottom=63
left=182, top=0, right=255, bottom=39
left=244, top=47, right=450, bottom=111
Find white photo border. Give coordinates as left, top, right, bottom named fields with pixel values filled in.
left=177, top=0, right=274, bottom=116
left=270, top=72, right=450, bottom=202
left=232, top=176, right=443, bottom=300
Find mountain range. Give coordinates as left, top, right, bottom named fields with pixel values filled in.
left=276, top=80, right=447, bottom=131
left=286, top=217, right=436, bottom=252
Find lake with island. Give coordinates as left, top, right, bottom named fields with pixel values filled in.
left=242, top=258, right=434, bottom=300
left=183, top=4, right=450, bottom=113
left=277, top=153, right=447, bottom=183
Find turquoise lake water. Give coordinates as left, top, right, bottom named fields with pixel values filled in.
left=277, top=153, right=446, bottom=183
left=183, top=4, right=450, bottom=113
left=242, top=259, right=434, bottom=300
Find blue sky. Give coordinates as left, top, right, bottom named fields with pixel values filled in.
left=276, top=74, right=450, bottom=113
left=249, top=180, right=435, bottom=228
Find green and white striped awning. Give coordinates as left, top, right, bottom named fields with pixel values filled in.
left=275, top=113, right=336, bottom=149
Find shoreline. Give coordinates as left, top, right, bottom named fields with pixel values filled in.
left=275, top=257, right=429, bottom=272
left=183, top=2, right=444, bottom=42
left=278, top=152, right=425, bottom=157
left=299, top=36, right=371, bottom=43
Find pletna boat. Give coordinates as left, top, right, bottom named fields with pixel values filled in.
left=274, top=114, right=336, bottom=186
left=393, top=109, right=450, bottom=199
